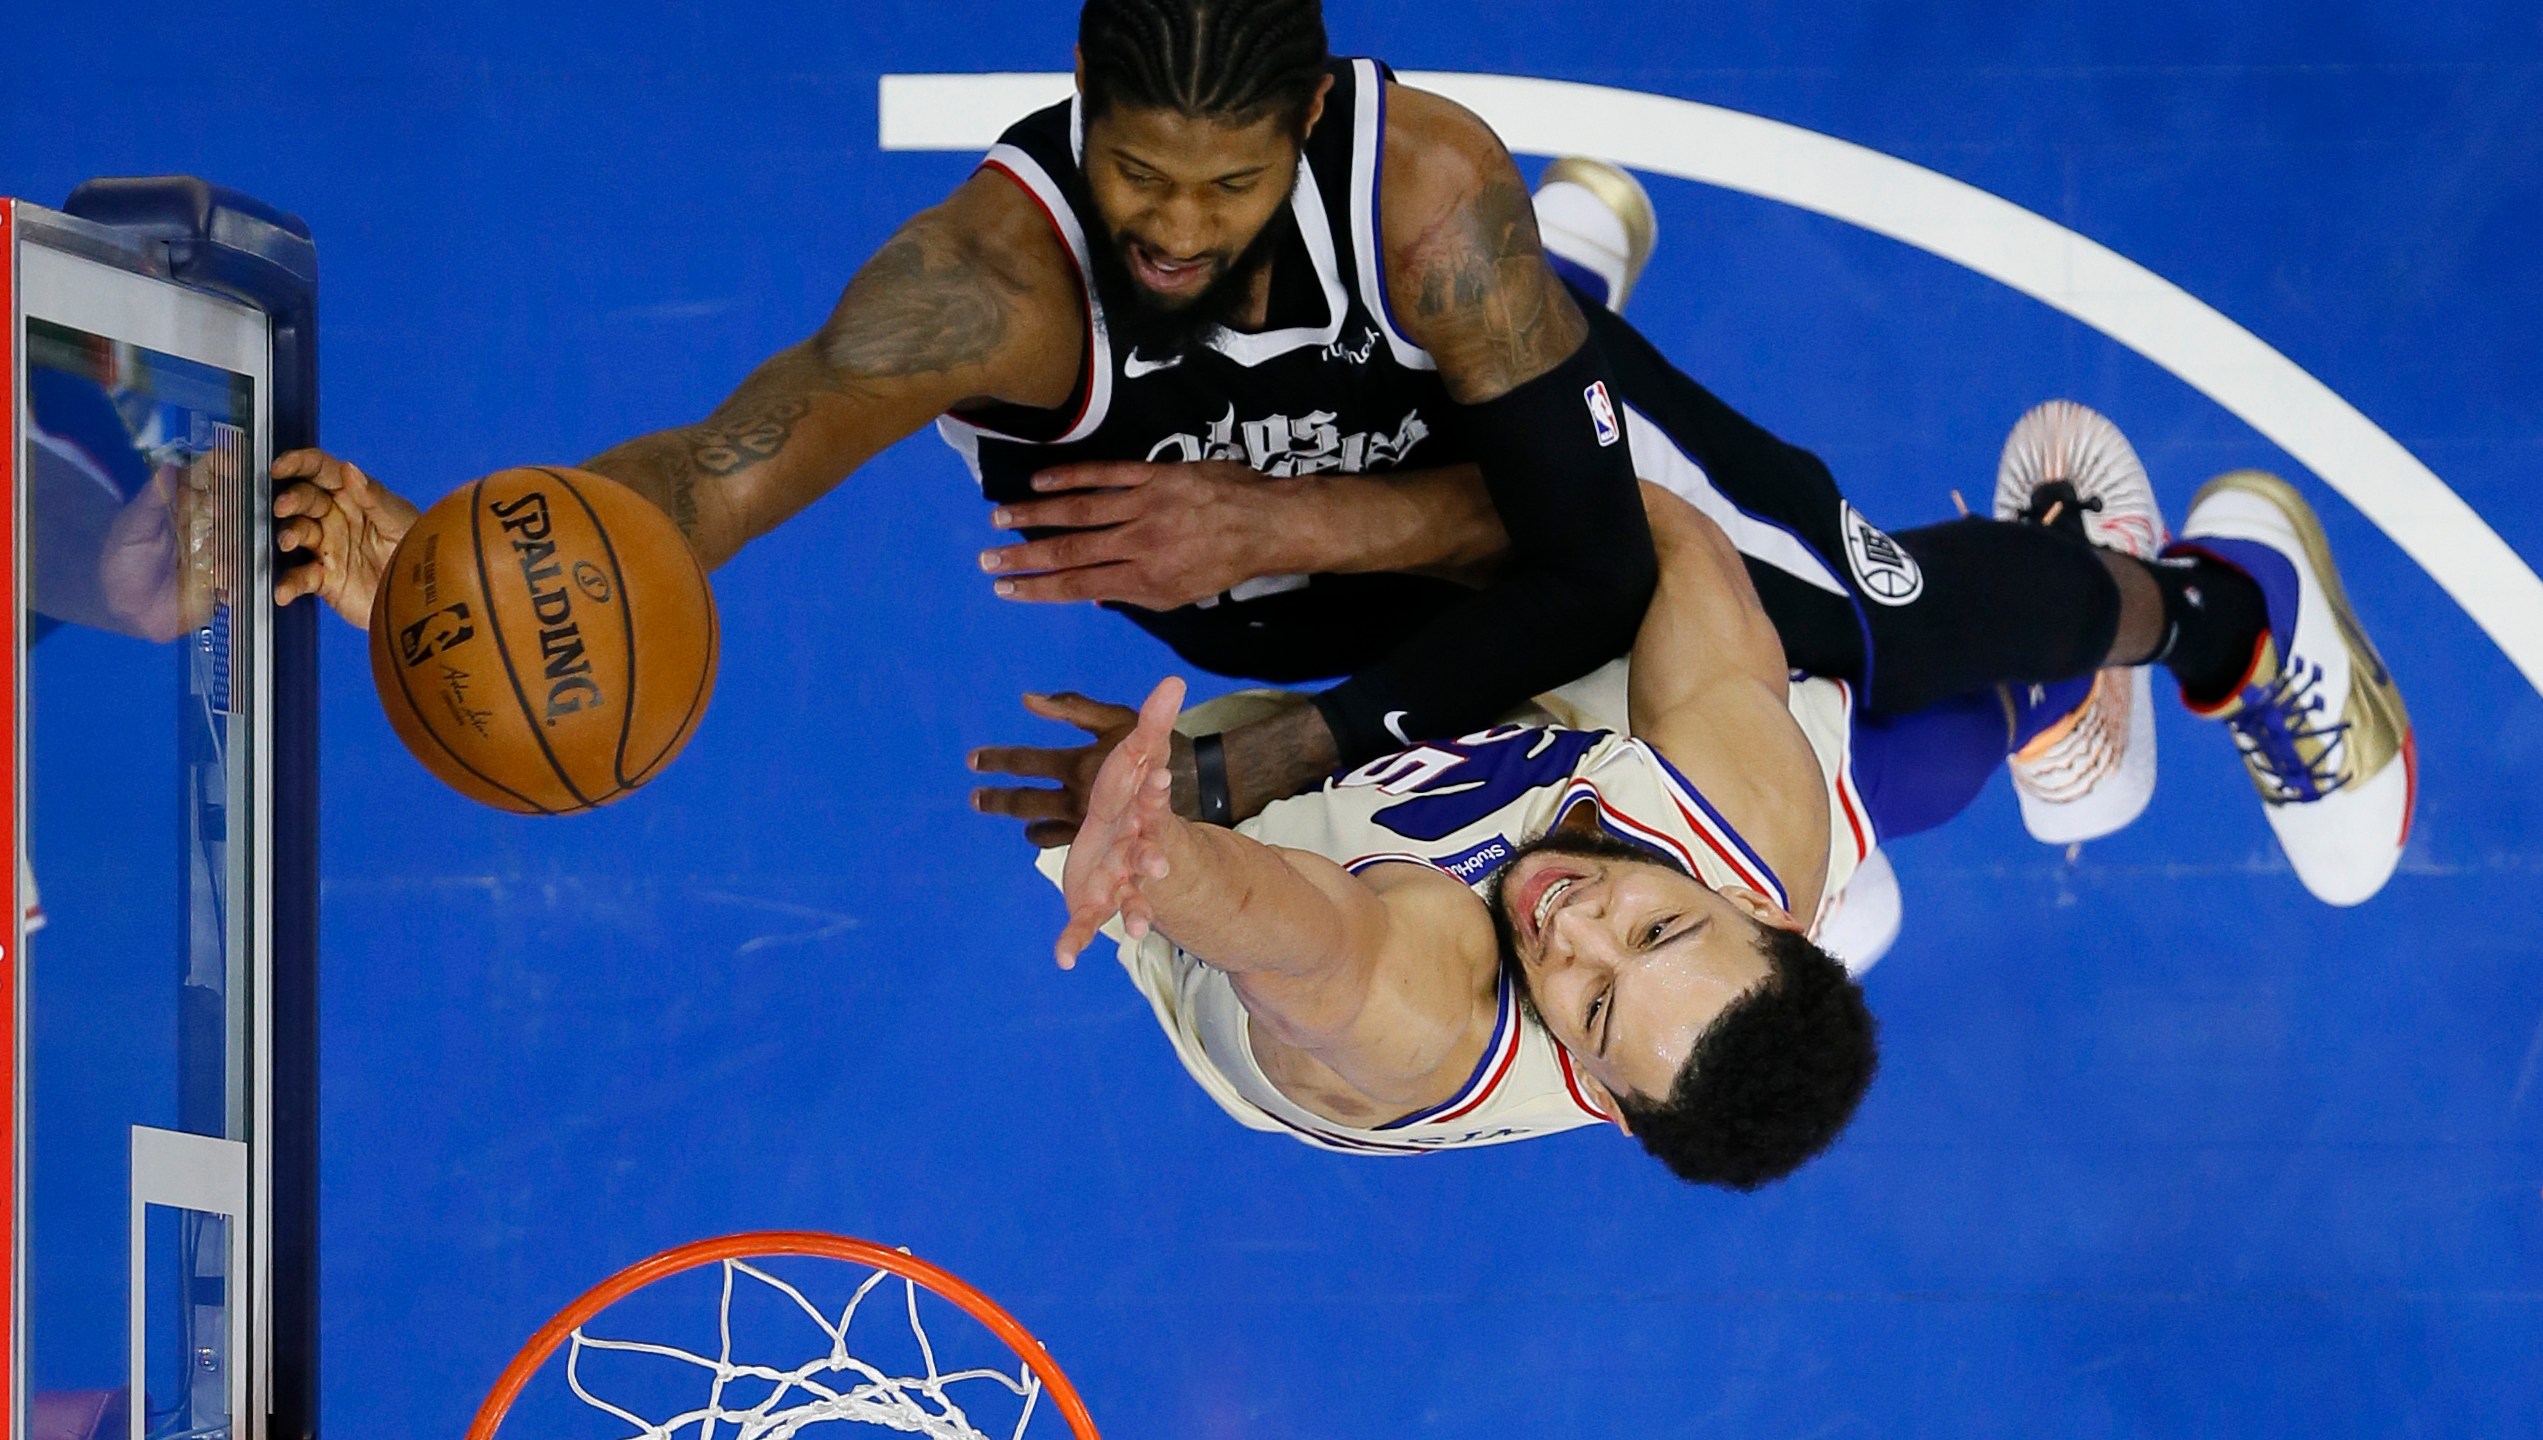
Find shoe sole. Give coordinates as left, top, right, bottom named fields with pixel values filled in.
left=1997, top=399, right=2166, bottom=844
left=1538, top=157, right=1656, bottom=300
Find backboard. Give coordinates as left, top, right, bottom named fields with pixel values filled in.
left=4, top=185, right=318, bottom=1440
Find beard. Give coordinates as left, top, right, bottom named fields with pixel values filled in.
left=1488, top=827, right=1694, bottom=1023
left=1084, top=212, right=1289, bottom=361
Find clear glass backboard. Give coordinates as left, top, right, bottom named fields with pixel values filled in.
left=7, top=196, right=299, bottom=1440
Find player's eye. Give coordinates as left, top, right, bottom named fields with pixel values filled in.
left=1641, top=917, right=1671, bottom=947
left=1585, top=989, right=1607, bottom=1029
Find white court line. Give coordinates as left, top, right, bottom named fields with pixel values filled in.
left=878, top=70, right=2543, bottom=698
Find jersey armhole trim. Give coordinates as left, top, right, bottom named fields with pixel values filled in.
left=1380, top=969, right=1520, bottom=1129
left=1555, top=1048, right=1610, bottom=1122
left=1350, top=57, right=1437, bottom=373
left=1825, top=678, right=1874, bottom=863
left=1633, top=744, right=1792, bottom=912
left=958, top=148, right=1111, bottom=443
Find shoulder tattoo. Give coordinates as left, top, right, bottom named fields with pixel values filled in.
left=819, top=231, right=1023, bottom=380
left=1406, top=172, right=1585, bottom=401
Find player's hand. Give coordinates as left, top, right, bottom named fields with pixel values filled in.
left=97, top=462, right=211, bottom=643
left=977, top=460, right=1304, bottom=611
left=970, top=691, right=1195, bottom=848
left=272, top=449, right=421, bottom=628
left=1052, top=676, right=1185, bottom=969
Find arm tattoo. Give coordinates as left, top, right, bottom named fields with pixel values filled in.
left=585, top=389, right=814, bottom=540
left=1406, top=173, right=1585, bottom=401
left=819, top=232, right=1020, bottom=379
left=692, top=396, right=811, bottom=477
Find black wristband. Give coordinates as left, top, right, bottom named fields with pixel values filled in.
left=1192, top=732, right=1234, bottom=827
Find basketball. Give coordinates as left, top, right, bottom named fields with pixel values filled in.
left=367, top=466, right=719, bottom=814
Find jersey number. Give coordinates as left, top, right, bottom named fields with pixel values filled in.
left=1335, top=725, right=1602, bottom=843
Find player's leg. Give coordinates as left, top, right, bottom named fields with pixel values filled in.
left=1579, top=300, right=2240, bottom=714
left=1853, top=467, right=2413, bottom=905
left=1992, top=401, right=2166, bottom=845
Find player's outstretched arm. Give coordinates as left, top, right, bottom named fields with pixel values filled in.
left=580, top=169, right=1084, bottom=569
left=1057, top=677, right=1385, bottom=983
left=1626, top=482, right=1831, bottom=912
left=1054, top=677, right=1491, bottom=1103
left=272, top=168, right=1084, bottom=627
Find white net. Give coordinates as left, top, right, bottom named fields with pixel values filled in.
left=562, top=1256, right=1049, bottom=1440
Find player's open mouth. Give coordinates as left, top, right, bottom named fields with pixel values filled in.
left=1128, top=243, right=1213, bottom=294
left=1513, top=863, right=1590, bottom=945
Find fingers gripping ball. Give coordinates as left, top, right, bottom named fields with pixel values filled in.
left=368, top=467, right=719, bottom=814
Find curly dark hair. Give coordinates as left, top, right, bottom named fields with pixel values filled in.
left=1614, top=923, right=1878, bottom=1191
left=1077, top=0, right=1331, bottom=134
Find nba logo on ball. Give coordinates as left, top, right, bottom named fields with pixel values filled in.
left=1582, top=381, right=1620, bottom=447
left=1841, top=502, right=1925, bottom=605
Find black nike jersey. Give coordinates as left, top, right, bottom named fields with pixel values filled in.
left=937, top=57, right=1478, bottom=684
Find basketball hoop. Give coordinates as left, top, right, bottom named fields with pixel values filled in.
left=467, top=1230, right=1100, bottom=1440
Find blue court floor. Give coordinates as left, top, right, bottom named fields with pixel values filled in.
left=11, top=2, right=2543, bottom=1435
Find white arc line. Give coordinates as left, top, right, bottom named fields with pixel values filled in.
left=878, top=70, right=2543, bottom=697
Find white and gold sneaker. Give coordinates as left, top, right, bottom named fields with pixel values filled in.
left=1994, top=400, right=2170, bottom=845
left=2173, top=470, right=2415, bottom=906
left=1532, top=157, right=1657, bottom=312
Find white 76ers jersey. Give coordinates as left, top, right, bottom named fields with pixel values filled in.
left=1046, top=678, right=1872, bottom=1157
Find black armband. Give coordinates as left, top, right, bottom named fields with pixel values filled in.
left=1316, top=340, right=1656, bottom=765
left=1192, top=731, right=1234, bottom=827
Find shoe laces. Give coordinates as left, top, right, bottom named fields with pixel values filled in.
left=2224, top=655, right=2349, bottom=803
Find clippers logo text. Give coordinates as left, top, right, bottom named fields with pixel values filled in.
left=1145, top=404, right=1429, bottom=477
left=489, top=490, right=607, bottom=724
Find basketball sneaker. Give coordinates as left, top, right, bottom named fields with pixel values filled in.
left=1994, top=400, right=2169, bottom=845
left=2172, top=470, right=2415, bottom=906
left=1533, top=157, right=1656, bottom=312
left=1812, top=847, right=1901, bottom=977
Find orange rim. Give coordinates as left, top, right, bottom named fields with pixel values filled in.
left=465, top=1230, right=1099, bottom=1439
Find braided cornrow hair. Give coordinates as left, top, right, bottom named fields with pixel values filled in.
left=1078, top=0, right=1332, bottom=134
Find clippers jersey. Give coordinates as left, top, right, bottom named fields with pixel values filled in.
left=1045, top=678, right=1874, bottom=1156
left=937, top=57, right=1483, bottom=683
left=936, top=60, right=1899, bottom=708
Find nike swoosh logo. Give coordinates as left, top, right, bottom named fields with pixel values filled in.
left=1384, top=710, right=1413, bottom=745
left=1123, top=350, right=1183, bottom=378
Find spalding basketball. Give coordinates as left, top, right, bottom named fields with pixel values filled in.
left=368, top=466, right=719, bottom=814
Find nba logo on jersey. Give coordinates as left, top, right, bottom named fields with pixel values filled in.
left=1583, top=381, right=1621, bottom=447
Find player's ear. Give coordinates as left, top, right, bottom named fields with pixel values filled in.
left=1298, top=72, right=1336, bottom=140
left=1719, top=884, right=1802, bottom=935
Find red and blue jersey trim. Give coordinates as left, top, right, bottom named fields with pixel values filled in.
left=1375, top=969, right=1521, bottom=1130
left=1630, top=743, right=1791, bottom=910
